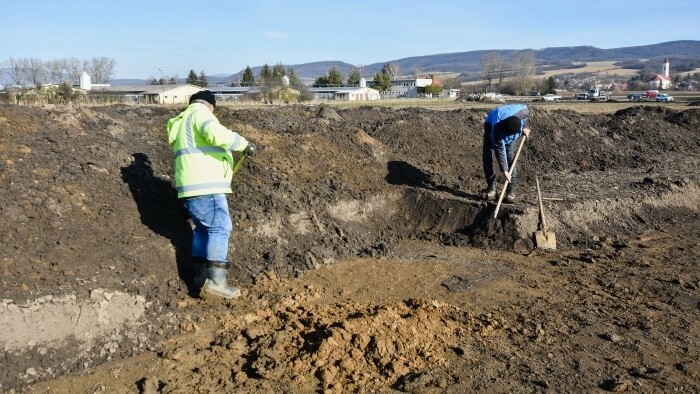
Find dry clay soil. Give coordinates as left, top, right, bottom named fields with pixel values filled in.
left=0, top=101, right=699, bottom=393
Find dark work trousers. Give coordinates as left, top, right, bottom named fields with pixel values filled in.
left=482, top=132, right=519, bottom=192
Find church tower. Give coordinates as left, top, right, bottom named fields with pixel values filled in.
left=662, top=58, right=670, bottom=79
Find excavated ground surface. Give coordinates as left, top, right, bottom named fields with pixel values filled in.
left=0, top=101, right=699, bottom=393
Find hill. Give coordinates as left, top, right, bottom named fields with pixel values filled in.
left=224, top=40, right=700, bottom=81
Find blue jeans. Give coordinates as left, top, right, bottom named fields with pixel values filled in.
left=183, top=194, right=232, bottom=262
left=482, top=132, right=519, bottom=191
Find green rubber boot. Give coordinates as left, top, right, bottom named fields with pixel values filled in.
left=201, top=261, right=241, bottom=299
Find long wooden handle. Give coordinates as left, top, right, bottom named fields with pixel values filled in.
left=493, top=135, right=527, bottom=218
left=536, top=176, right=548, bottom=234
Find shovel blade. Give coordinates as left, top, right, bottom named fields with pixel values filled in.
left=535, top=230, right=557, bottom=250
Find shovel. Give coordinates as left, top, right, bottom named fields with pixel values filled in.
left=534, top=176, right=557, bottom=250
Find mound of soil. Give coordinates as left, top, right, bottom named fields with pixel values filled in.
left=0, top=102, right=698, bottom=392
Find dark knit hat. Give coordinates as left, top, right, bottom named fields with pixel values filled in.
left=190, top=90, right=216, bottom=107
left=501, top=115, right=522, bottom=134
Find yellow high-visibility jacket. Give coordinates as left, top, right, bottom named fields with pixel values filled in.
left=167, top=102, right=249, bottom=198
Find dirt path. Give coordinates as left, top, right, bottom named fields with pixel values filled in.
left=0, top=102, right=698, bottom=392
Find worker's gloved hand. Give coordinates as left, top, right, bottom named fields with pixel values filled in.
left=243, top=143, right=256, bottom=158
left=523, top=127, right=531, bottom=138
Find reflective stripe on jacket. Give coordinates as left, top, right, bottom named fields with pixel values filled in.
left=167, top=102, right=249, bottom=198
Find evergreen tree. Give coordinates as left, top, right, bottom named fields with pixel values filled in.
left=272, top=63, right=286, bottom=83
left=286, top=67, right=301, bottom=87
left=327, top=67, right=343, bottom=85
left=198, top=70, right=208, bottom=88
left=313, top=75, right=330, bottom=87
left=542, top=76, right=557, bottom=94
left=258, top=64, right=271, bottom=83
left=186, top=69, right=198, bottom=85
left=241, top=66, right=255, bottom=86
left=347, top=68, right=362, bottom=86
left=373, top=71, right=392, bottom=91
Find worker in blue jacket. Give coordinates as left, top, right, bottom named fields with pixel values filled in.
left=481, top=104, right=531, bottom=203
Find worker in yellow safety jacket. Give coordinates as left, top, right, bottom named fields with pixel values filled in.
left=167, top=90, right=256, bottom=299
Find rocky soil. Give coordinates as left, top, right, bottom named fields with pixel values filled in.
left=0, top=100, right=698, bottom=393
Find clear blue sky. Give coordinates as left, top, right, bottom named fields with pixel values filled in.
left=2, top=0, right=698, bottom=79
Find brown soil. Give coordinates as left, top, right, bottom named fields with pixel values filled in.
left=0, top=101, right=698, bottom=393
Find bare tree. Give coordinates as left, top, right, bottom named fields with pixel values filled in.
left=412, top=66, right=425, bottom=79
left=511, top=50, right=536, bottom=95
left=26, top=58, right=46, bottom=86
left=65, top=57, right=83, bottom=85
left=481, top=52, right=503, bottom=89
left=84, top=56, right=117, bottom=83
left=7, top=57, right=28, bottom=86
left=46, top=59, right=67, bottom=84
left=382, top=62, right=401, bottom=79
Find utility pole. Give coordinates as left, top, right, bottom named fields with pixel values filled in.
left=158, top=68, right=164, bottom=104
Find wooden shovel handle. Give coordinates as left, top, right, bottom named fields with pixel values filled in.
left=536, top=176, right=548, bottom=234
left=493, top=135, right=527, bottom=218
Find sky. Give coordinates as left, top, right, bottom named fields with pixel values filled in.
left=2, top=0, right=699, bottom=79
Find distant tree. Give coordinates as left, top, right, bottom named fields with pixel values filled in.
left=327, top=67, right=343, bottom=85
left=286, top=67, right=301, bottom=87
left=168, top=76, right=178, bottom=85
left=65, top=57, right=83, bottom=85
left=241, top=66, right=255, bottom=86
left=440, top=77, right=461, bottom=90
left=347, top=67, right=362, bottom=85
left=542, top=76, right=557, bottom=94
left=382, top=62, right=401, bottom=79
left=272, top=63, right=286, bottom=82
left=149, top=77, right=159, bottom=85
left=481, top=52, right=504, bottom=90
left=186, top=70, right=198, bottom=85
left=313, top=66, right=343, bottom=87
left=46, top=59, right=66, bottom=84
left=198, top=70, right=208, bottom=88
left=511, top=50, right=536, bottom=95
left=424, top=84, right=443, bottom=96
left=26, top=58, right=46, bottom=86
left=258, top=64, right=272, bottom=83
left=412, top=66, right=425, bottom=79
left=84, top=56, right=116, bottom=83
left=373, top=71, right=392, bottom=91
left=8, top=57, right=28, bottom=85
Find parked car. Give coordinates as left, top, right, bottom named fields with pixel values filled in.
left=530, top=91, right=540, bottom=96
left=576, top=93, right=589, bottom=100
left=541, top=94, right=561, bottom=101
left=655, top=93, right=674, bottom=102
left=627, top=93, right=643, bottom=101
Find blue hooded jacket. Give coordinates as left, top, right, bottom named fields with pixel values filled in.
left=484, top=104, right=530, bottom=173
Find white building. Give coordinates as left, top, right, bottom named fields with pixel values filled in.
left=648, top=58, right=672, bottom=90
left=366, top=77, right=434, bottom=99
left=333, top=87, right=380, bottom=101
left=88, top=84, right=203, bottom=104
